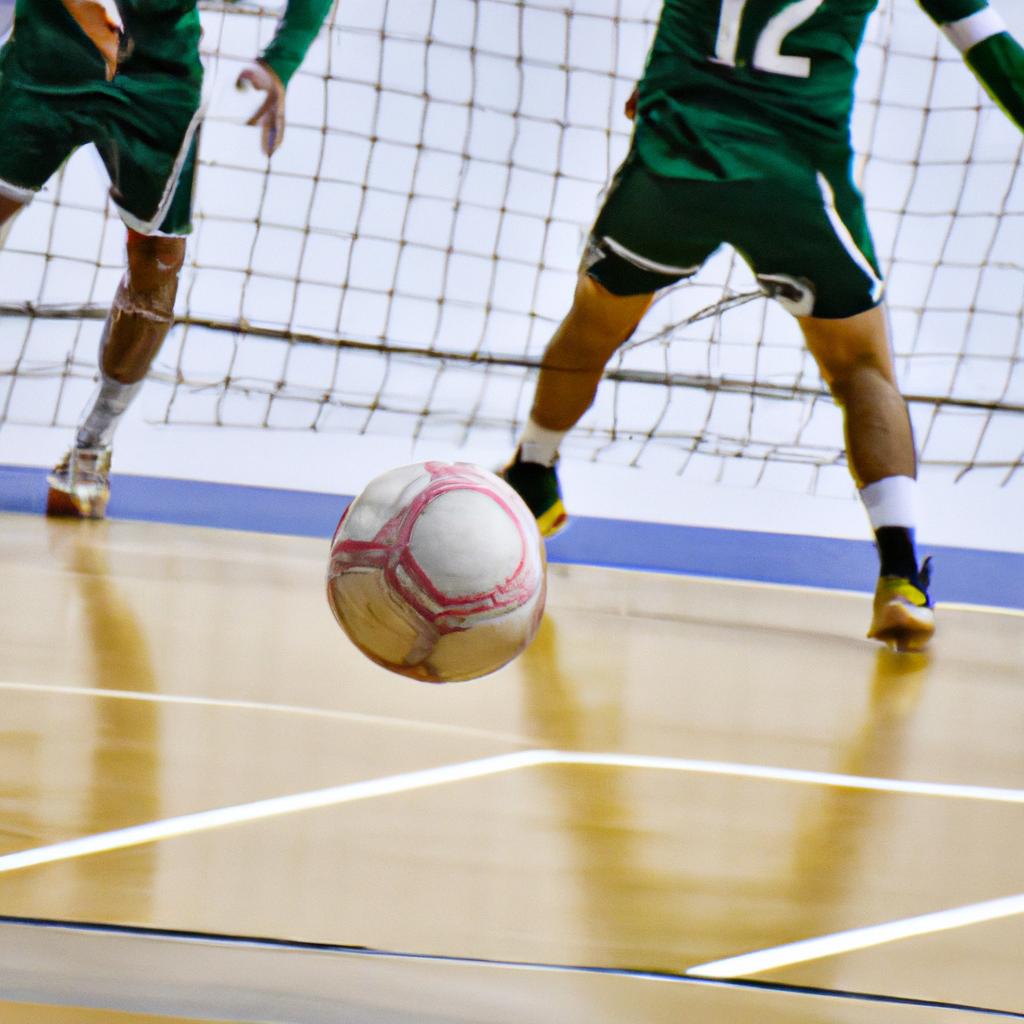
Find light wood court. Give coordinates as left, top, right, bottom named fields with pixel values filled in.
left=1, top=511, right=1022, bottom=1021
left=0, top=1004, right=186, bottom=1024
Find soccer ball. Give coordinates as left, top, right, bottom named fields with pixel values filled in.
left=326, top=461, right=547, bottom=683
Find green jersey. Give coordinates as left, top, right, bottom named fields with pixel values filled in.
left=2, top=0, right=331, bottom=92
left=0, top=0, right=332, bottom=234
left=587, top=0, right=1024, bottom=315
left=643, top=0, right=875, bottom=145
left=635, top=0, right=1024, bottom=180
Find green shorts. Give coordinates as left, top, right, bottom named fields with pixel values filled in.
left=0, top=66, right=201, bottom=237
left=584, top=151, right=884, bottom=320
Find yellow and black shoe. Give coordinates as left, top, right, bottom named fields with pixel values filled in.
left=868, top=557, right=934, bottom=653
left=500, top=450, right=568, bottom=539
left=46, top=446, right=112, bottom=519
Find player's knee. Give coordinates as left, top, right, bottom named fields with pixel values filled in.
left=800, top=306, right=895, bottom=392
left=569, top=274, right=651, bottom=347
left=126, top=233, right=186, bottom=278
left=125, top=232, right=185, bottom=312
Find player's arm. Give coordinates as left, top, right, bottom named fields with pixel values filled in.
left=236, top=0, right=335, bottom=156
left=919, top=0, right=1024, bottom=130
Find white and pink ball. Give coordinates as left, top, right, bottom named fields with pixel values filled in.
left=326, top=462, right=546, bottom=683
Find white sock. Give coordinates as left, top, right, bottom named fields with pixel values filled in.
left=518, top=419, right=568, bottom=468
left=76, top=375, right=142, bottom=450
left=859, top=475, right=917, bottom=531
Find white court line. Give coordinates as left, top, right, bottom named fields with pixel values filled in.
left=934, top=601, right=1024, bottom=619
left=687, top=892, right=1024, bottom=978
left=0, top=681, right=532, bottom=747
left=2, top=748, right=1024, bottom=877
left=0, top=750, right=550, bottom=874
left=553, top=751, right=1024, bottom=805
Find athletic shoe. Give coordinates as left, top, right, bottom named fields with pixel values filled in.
left=46, top=446, right=112, bottom=519
left=867, top=557, right=934, bottom=653
left=500, top=450, right=568, bottom=538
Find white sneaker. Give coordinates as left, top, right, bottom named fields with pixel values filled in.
left=46, top=446, right=112, bottom=519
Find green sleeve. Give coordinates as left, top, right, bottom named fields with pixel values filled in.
left=259, top=0, right=333, bottom=87
left=917, top=0, right=1024, bottom=133
left=916, top=0, right=989, bottom=22
left=964, top=32, right=1024, bottom=132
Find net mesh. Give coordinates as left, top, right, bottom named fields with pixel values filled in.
left=0, top=0, right=1022, bottom=493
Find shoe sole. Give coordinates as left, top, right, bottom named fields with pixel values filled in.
left=867, top=600, right=935, bottom=653
left=46, top=486, right=108, bottom=520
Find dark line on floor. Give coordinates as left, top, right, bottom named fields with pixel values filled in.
left=1, top=915, right=1020, bottom=1019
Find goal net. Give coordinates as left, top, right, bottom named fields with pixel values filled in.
left=0, top=0, right=1021, bottom=496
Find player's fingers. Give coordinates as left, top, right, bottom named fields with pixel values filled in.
left=246, top=96, right=273, bottom=127
left=101, top=38, right=119, bottom=80
left=237, top=61, right=285, bottom=155
left=96, top=27, right=120, bottom=80
left=263, top=99, right=285, bottom=155
left=272, top=101, right=285, bottom=153
left=88, top=22, right=121, bottom=79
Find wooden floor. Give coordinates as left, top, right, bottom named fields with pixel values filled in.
left=1, top=512, right=1022, bottom=1021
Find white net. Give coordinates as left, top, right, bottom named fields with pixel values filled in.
left=0, top=0, right=1022, bottom=494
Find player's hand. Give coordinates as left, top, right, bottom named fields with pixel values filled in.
left=237, top=61, right=286, bottom=156
left=625, top=87, right=639, bottom=121
left=61, top=0, right=122, bottom=81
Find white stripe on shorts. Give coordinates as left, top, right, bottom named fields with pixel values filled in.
left=940, top=7, right=1006, bottom=53
left=816, top=172, right=884, bottom=304
left=601, top=235, right=701, bottom=277
left=115, top=103, right=204, bottom=236
left=0, top=177, right=36, bottom=204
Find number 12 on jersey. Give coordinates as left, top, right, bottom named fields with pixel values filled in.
left=713, top=0, right=826, bottom=78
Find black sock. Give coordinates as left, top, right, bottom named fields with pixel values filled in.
left=875, top=526, right=919, bottom=580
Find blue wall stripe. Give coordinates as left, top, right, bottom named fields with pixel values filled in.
left=2, top=463, right=1021, bottom=610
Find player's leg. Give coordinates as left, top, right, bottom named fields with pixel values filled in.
left=0, top=194, right=25, bottom=224
left=799, top=305, right=914, bottom=486
left=0, top=194, right=26, bottom=245
left=48, top=228, right=186, bottom=517
left=47, top=227, right=187, bottom=518
left=48, top=98, right=198, bottom=518
left=93, top=229, right=186, bottom=396
left=502, top=276, right=653, bottom=537
left=736, top=165, right=932, bottom=651
left=799, top=306, right=932, bottom=651
left=502, top=157, right=717, bottom=536
left=530, top=277, right=655, bottom=434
